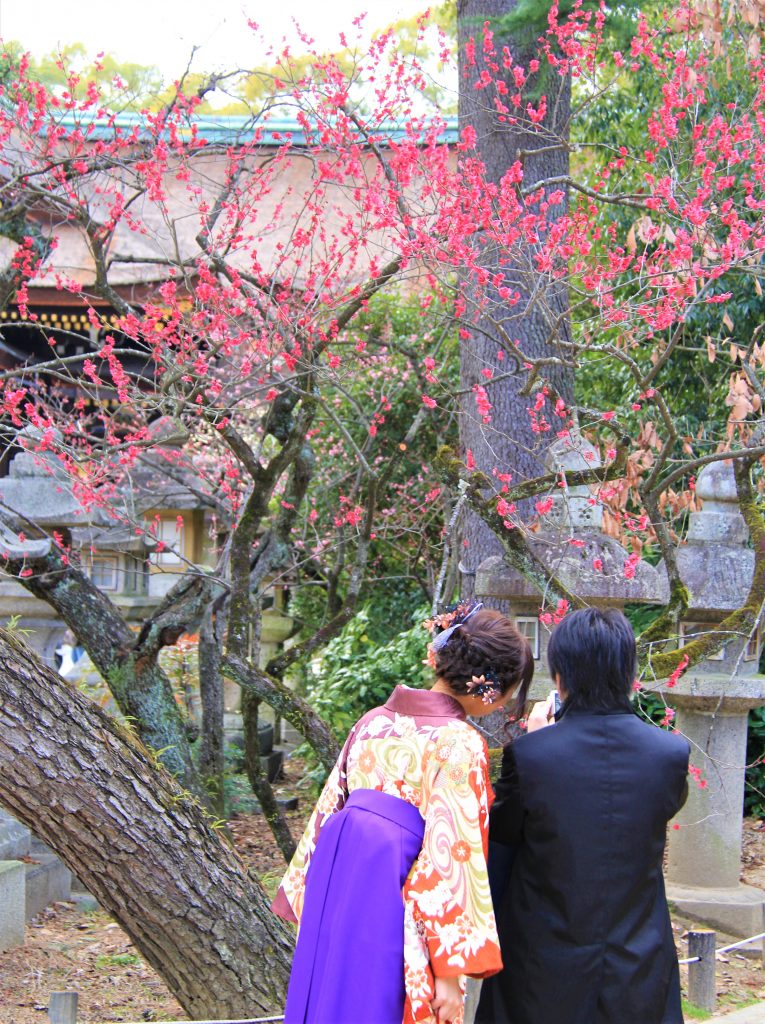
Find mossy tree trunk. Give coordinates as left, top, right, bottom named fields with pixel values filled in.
left=8, top=547, right=203, bottom=793
left=198, top=605, right=226, bottom=815
left=0, top=630, right=294, bottom=1018
left=242, top=687, right=296, bottom=862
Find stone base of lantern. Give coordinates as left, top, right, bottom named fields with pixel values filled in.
left=666, top=881, right=765, bottom=939
left=224, top=710, right=244, bottom=745
left=660, top=677, right=765, bottom=942
left=0, top=861, right=25, bottom=952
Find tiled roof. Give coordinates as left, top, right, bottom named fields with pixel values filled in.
left=16, top=114, right=458, bottom=292
left=47, top=113, right=460, bottom=145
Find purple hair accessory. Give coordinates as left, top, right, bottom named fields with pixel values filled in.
left=430, top=601, right=484, bottom=651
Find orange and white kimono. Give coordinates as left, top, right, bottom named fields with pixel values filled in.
left=273, top=684, right=502, bottom=1024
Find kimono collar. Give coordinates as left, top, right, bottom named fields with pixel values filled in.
left=385, top=685, right=466, bottom=721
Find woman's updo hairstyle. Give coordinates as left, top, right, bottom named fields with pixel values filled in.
left=434, top=608, right=534, bottom=716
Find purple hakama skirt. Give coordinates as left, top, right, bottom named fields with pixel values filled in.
left=284, top=788, right=426, bottom=1024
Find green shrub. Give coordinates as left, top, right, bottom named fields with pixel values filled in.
left=307, top=606, right=430, bottom=740
left=295, top=606, right=431, bottom=789
left=745, top=707, right=765, bottom=818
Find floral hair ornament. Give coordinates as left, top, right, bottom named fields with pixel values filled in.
left=466, top=672, right=502, bottom=706
left=428, top=600, right=484, bottom=652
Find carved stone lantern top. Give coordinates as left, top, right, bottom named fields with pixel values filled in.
left=674, top=460, right=753, bottom=616
left=0, top=428, right=82, bottom=528
left=475, top=430, right=668, bottom=607
left=657, top=459, right=764, bottom=703
left=544, top=433, right=603, bottom=533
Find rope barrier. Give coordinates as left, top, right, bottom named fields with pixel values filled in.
left=716, top=930, right=765, bottom=955
left=677, top=929, right=765, bottom=965
left=124, top=1018, right=285, bottom=1023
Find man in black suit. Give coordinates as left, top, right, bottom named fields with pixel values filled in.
left=476, top=608, right=689, bottom=1024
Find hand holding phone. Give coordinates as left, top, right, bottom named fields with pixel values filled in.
left=527, top=690, right=559, bottom=733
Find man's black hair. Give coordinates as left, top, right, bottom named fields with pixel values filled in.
left=547, top=608, right=636, bottom=711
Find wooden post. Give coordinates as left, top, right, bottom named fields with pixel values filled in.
left=688, top=930, right=716, bottom=1013
left=463, top=977, right=482, bottom=1024
left=48, top=991, right=78, bottom=1024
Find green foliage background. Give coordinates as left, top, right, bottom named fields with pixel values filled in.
left=293, top=606, right=430, bottom=789
left=305, top=606, right=430, bottom=740
left=745, top=709, right=765, bottom=817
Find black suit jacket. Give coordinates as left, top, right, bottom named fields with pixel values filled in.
left=476, top=707, right=690, bottom=1024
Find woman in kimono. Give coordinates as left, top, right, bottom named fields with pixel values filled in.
left=272, top=603, right=534, bottom=1024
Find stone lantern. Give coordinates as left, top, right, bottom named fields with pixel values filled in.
left=474, top=435, right=667, bottom=703
left=222, top=586, right=294, bottom=742
left=659, top=460, right=765, bottom=937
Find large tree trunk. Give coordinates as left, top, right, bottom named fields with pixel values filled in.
left=0, top=629, right=293, bottom=1019
left=457, top=0, right=575, bottom=588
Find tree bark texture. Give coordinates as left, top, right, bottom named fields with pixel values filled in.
left=457, top=0, right=575, bottom=586
left=0, top=630, right=294, bottom=1018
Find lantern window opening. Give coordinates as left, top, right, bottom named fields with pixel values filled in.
left=516, top=616, right=541, bottom=660
left=149, top=517, right=184, bottom=566
left=87, top=555, right=119, bottom=591
left=679, top=622, right=726, bottom=661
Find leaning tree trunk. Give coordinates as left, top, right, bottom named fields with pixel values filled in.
left=0, top=629, right=293, bottom=1018
left=457, top=0, right=575, bottom=588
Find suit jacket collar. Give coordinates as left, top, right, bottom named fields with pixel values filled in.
left=560, top=705, right=635, bottom=719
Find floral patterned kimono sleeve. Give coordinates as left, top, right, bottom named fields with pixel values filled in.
left=402, top=723, right=502, bottom=1020
left=271, top=726, right=357, bottom=924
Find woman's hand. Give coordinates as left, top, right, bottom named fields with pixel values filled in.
left=431, top=975, right=462, bottom=1022
left=526, top=690, right=557, bottom=733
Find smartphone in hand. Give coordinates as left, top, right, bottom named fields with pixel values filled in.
left=552, top=690, right=562, bottom=717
